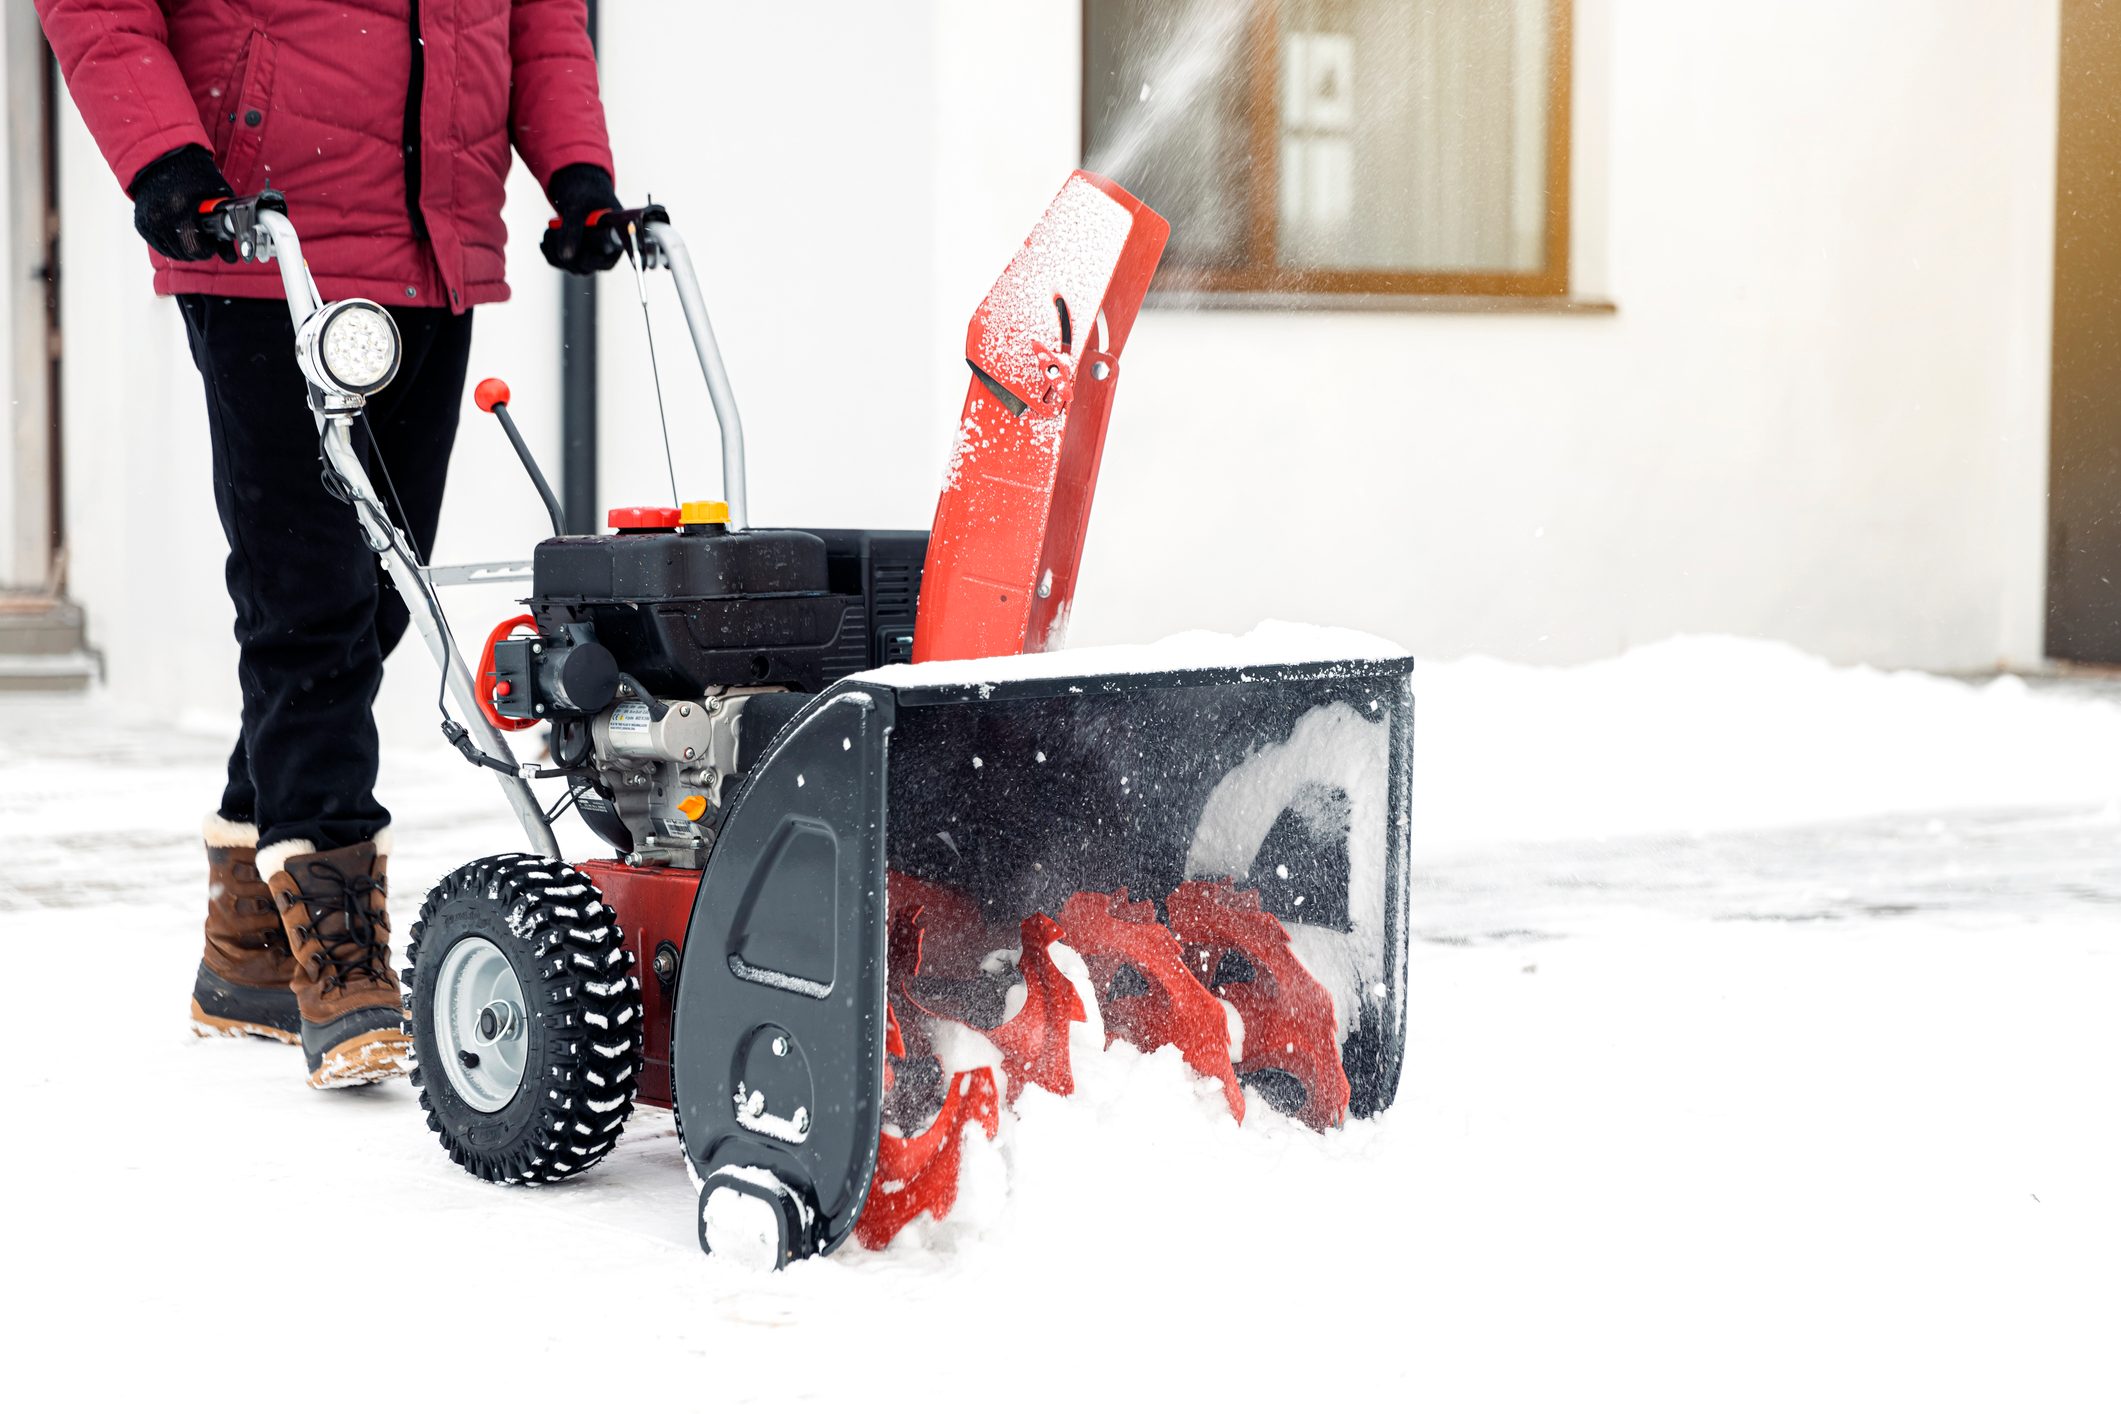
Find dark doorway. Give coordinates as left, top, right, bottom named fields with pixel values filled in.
left=2050, top=0, right=2121, bottom=662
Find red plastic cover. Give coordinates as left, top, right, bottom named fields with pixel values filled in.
left=607, top=506, right=682, bottom=531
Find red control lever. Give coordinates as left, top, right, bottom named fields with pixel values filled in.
left=472, top=377, right=567, bottom=536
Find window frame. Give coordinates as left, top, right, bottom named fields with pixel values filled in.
left=1080, top=0, right=1575, bottom=302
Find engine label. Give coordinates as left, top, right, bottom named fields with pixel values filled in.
left=607, top=701, right=653, bottom=747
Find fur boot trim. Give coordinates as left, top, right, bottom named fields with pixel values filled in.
left=202, top=814, right=261, bottom=849
left=255, top=838, right=320, bottom=884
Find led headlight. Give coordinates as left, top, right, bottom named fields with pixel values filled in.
left=299, top=298, right=401, bottom=399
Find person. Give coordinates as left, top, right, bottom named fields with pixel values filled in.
left=38, top=0, right=626, bottom=1087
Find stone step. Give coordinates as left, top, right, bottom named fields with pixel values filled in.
left=0, top=650, right=98, bottom=693
left=0, top=599, right=100, bottom=691
left=0, top=598, right=86, bottom=655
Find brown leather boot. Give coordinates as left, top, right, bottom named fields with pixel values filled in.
left=260, top=833, right=413, bottom=1088
left=189, top=815, right=300, bottom=1044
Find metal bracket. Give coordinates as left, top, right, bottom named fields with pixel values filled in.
left=218, top=186, right=290, bottom=264
left=424, top=562, right=535, bottom=588
left=1030, top=339, right=1075, bottom=413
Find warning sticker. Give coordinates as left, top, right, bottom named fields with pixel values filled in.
left=608, top=701, right=652, bottom=744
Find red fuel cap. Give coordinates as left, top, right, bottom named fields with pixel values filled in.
left=607, top=506, right=683, bottom=531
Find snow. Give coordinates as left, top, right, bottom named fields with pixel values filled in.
left=701, top=1182, right=785, bottom=1272
left=1415, top=636, right=2121, bottom=849
left=856, top=619, right=1407, bottom=691
left=3, top=635, right=2119, bottom=1409
left=1187, top=695, right=1392, bottom=1036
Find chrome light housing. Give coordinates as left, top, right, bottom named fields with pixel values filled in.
left=296, top=298, right=402, bottom=402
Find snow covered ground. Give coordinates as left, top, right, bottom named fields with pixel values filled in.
left=3, top=636, right=2118, bottom=1410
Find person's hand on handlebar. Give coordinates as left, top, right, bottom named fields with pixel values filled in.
left=129, top=145, right=235, bottom=263
left=541, top=163, right=625, bottom=275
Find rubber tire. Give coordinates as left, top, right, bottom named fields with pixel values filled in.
left=405, top=854, right=642, bottom=1184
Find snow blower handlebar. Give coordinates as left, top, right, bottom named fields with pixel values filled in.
left=554, top=204, right=749, bottom=528
left=636, top=217, right=748, bottom=529
left=202, top=190, right=562, bottom=858
left=196, top=190, right=757, bottom=862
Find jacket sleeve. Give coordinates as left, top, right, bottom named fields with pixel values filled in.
left=36, top=0, right=213, bottom=192
left=510, top=0, right=616, bottom=191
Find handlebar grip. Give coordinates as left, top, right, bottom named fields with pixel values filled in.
left=195, top=196, right=233, bottom=242
left=540, top=201, right=671, bottom=274
left=545, top=207, right=615, bottom=230
left=201, top=189, right=290, bottom=262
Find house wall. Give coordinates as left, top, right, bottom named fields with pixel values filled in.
left=591, top=0, right=2067, bottom=672
left=919, top=0, right=2060, bottom=670
left=0, top=9, right=25, bottom=589
left=41, top=0, right=2062, bottom=746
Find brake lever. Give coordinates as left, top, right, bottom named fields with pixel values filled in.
left=542, top=201, right=673, bottom=271
left=197, top=187, right=290, bottom=264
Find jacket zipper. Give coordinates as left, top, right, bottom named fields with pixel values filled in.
left=402, top=0, right=429, bottom=242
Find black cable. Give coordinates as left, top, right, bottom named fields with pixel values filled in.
left=337, top=416, right=604, bottom=795
left=356, top=413, right=426, bottom=558
left=553, top=716, right=597, bottom=770
left=543, top=781, right=583, bottom=828
left=328, top=417, right=483, bottom=753
left=612, top=671, right=670, bottom=721
left=625, top=240, right=683, bottom=508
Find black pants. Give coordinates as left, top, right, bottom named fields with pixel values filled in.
left=179, top=294, right=473, bottom=851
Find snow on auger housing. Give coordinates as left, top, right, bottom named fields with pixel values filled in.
left=208, top=172, right=1412, bottom=1268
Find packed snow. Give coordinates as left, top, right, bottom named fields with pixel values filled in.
left=2, top=635, right=2117, bottom=1410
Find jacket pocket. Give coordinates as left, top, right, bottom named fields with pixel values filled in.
left=216, top=30, right=279, bottom=195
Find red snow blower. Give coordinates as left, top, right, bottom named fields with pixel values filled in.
left=209, top=173, right=1411, bottom=1268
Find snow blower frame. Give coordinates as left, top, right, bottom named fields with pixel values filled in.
left=208, top=174, right=1412, bottom=1268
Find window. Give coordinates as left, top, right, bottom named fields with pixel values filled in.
left=1083, top=0, right=1573, bottom=302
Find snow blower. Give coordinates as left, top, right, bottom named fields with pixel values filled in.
left=207, top=172, right=1411, bottom=1268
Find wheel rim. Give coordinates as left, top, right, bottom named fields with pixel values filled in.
left=431, top=936, right=529, bottom=1113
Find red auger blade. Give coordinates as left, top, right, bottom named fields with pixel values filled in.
left=855, top=1067, right=1001, bottom=1251
left=883, top=1003, right=905, bottom=1092
left=860, top=874, right=1350, bottom=1247
left=1056, top=889, right=1245, bottom=1122
left=1167, top=880, right=1352, bottom=1131
left=886, top=872, right=989, bottom=968
left=986, top=913, right=1087, bottom=1103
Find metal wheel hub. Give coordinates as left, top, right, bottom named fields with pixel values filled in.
left=432, top=936, right=529, bottom=1112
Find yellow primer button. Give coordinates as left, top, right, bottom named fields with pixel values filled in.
left=677, top=794, right=708, bottom=822
left=680, top=500, right=729, bottom=525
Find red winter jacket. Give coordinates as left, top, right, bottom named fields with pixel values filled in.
left=38, top=0, right=613, bottom=311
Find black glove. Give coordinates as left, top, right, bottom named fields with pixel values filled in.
left=129, top=145, right=235, bottom=262
left=541, top=163, right=625, bottom=275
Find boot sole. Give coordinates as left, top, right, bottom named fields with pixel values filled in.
left=189, top=998, right=300, bottom=1046
left=307, top=1028, right=414, bottom=1089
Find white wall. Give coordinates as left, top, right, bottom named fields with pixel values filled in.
left=46, top=0, right=2062, bottom=747
left=602, top=0, right=2061, bottom=671
left=986, top=0, right=2056, bottom=670
left=0, top=8, right=23, bottom=589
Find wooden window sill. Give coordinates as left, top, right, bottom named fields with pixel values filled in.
left=1143, top=290, right=1619, bottom=315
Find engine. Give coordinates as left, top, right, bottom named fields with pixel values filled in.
left=487, top=503, right=926, bottom=867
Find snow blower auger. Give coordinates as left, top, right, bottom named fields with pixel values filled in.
left=210, top=171, right=1411, bottom=1269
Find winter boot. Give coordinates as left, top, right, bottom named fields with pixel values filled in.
left=189, top=815, right=301, bottom=1044
left=260, top=833, right=413, bottom=1088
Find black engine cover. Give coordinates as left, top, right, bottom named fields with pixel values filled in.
left=528, top=526, right=926, bottom=699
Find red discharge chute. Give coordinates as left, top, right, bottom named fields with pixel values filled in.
left=855, top=877, right=1351, bottom=1250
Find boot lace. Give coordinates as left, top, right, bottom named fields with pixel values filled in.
left=288, top=860, right=391, bottom=993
